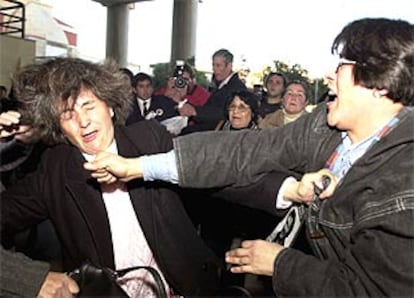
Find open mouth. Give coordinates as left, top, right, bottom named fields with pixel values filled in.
left=327, top=90, right=337, bottom=102
left=82, top=130, right=98, bottom=142
left=231, top=116, right=242, bottom=121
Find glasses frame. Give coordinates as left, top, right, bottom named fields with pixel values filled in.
left=336, top=57, right=357, bottom=73
left=228, top=104, right=251, bottom=113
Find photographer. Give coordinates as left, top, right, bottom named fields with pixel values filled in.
left=155, top=62, right=210, bottom=108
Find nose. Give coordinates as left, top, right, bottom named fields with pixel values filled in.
left=75, top=109, right=90, bottom=128
left=212, top=64, right=219, bottom=73
left=324, top=72, right=336, bottom=92
left=325, top=68, right=336, bottom=82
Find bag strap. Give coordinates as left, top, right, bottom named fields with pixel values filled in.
left=266, top=175, right=331, bottom=247
left=113, top=266, right=168, bottom=298
left=69, top=263, right=168, bottom=298
left=266, top=204, right=305, bottom=247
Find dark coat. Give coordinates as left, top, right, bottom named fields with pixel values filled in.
left=181, top=73, right=246, bottom=134
left=1, top=120, right=222, bottom=296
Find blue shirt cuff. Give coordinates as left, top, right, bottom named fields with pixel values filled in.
left=141, top=150, right=179, bottom=184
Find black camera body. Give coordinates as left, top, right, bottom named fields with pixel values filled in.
left=174, top=60, right=187, bottom=88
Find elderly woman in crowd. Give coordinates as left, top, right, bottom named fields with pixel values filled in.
left=259, top=80, right=309, bottom=129
left=216, top=90, right=259, bottom=131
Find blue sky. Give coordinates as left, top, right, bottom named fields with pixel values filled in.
left=48, top=0, right=414, bottom=78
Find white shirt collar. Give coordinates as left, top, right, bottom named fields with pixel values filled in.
left=137, top=97, right=151, bottom=115
left=218, top=72, right=237, bottom=89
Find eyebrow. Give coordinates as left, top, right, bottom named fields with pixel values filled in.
left=286, top=90, right=305, bottom=93
left=73, top=99, right=94, bottom=109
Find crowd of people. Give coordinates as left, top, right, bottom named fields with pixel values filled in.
left=0, top=17, right=413, bottom=297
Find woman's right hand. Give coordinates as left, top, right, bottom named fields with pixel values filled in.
left=283, top=169, right=338, bottom=204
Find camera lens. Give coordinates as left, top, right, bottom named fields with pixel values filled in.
left=174, top=77, right=187, bottom=88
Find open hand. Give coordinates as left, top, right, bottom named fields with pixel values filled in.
left=225, top=239, right=284, bottom=276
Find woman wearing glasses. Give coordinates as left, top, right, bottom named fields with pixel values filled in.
left=215, top=90, right=259, bottom=131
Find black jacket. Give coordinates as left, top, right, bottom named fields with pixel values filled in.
left=125, top=95, right=178, bottom=125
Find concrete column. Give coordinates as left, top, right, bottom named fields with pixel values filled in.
left=170, top=0, right=198, bottom=65
left=106, top=4, right=129, bottom=67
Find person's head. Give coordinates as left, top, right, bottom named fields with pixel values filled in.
left=212, top=49, right=233, bottom=82
left=264, top=72, right=287, bottom=99
left=226, top=90, right=259, bottom=129
left=325, top=18, right=414, bottom=132
left=133, top=72, right=153, bottom=100
left=120, top=67, right=134, bottom=87
left=12, top=57, right=133, bottom=154
left=282, top=80, right=309, bottom=115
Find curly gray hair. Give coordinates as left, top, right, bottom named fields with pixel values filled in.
left=12, top=57, right=134, bottom=144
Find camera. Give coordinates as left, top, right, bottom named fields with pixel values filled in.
left=174, top=60, right=188, bottom=89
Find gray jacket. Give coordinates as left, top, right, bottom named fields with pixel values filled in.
left=173, top=104, right=414, bottom=297
left=0, top=246, right=49, bottom=297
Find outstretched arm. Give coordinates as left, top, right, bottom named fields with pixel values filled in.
left=83, top=151, right=143, bottom=184
left=83, top=150, right=178, bottom=184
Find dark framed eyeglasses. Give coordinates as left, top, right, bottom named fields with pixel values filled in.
left=228, top=104, right=250, bottom=112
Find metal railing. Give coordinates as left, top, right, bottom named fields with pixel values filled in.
left=0, top=0, right=25, bottom=38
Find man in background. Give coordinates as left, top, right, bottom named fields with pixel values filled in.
left=125, top=72, right=177, bottom=125
left=257, top=72, right=287, bottom=120
left=179, top=49, right=246, bottom=134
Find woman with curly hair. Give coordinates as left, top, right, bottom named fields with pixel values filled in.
left=1, top=57, right=223, bottom=297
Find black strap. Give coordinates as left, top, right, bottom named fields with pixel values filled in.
left=69, top=263, right=167, bottom=298
left=266, top=204, right=305, bottom=247
left=266, top=175, right=331, bottom=247
left=114, top=265, right=167, bottom=298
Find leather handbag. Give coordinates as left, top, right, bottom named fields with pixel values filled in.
left=68, top=262, right=167, bottom=297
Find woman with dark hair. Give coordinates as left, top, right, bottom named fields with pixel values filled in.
left=215, top=90, right=259, bottom=130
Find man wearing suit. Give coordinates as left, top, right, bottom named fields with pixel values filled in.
left=179, top=49, right=247, bottom=134
left=125, top=72, right=178, bottom=125
left=0, top=58, right=222, bottom=296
